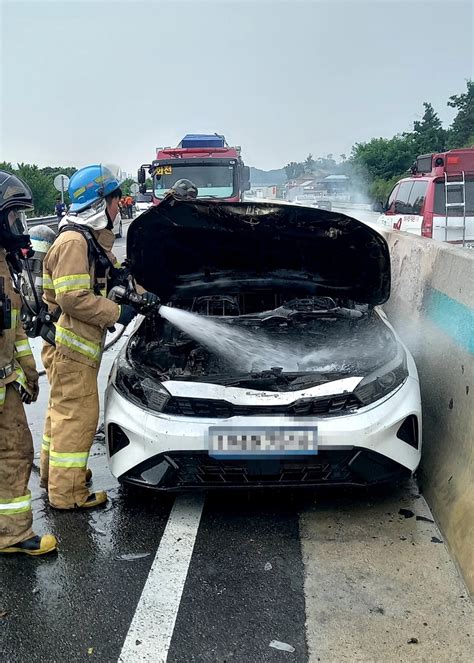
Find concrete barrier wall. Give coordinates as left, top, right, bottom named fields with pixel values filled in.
left=380, top=230, right=473, bottom=594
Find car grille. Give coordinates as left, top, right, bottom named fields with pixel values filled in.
left=174, top=452, right=353, bottom=486
left=120, top=447, right=410, bottom=491
left=163, top=393, right=362, bottom=418
left=123, top=450, right=409, bottom=489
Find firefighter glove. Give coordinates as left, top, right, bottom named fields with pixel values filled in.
left=117, top=304, right=137, bottom=327
left=14, top=381, right=38, bottom=404
left=28, top=380, right=40, bottom=403
left=139, top=291, right=161, bottom=313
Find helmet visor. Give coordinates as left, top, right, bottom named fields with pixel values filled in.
left=102, top=163, right=124, bottom=186
left=99, top=163, right=124, bottom=199
left=7, top=209, right=28, bottom=236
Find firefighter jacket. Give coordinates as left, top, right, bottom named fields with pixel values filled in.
left=95, top=227, right=121, bottom=268
left=0, top=249, right=38, bottom=412
left=42, top=227, right=120, bottom=369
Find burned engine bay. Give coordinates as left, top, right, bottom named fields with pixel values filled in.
left=127, top=293, right=400, bottom=393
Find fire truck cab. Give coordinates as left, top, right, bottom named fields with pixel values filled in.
left=378, top=148, right=474, bottom=248
left=138, top=134, right=251, bottom=205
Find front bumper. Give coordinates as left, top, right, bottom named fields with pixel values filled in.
left=105, top=374, right=421, bottom=490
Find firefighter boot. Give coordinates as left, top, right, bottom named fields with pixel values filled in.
left=0, top=534, right=58, bottom=556
left=49, top=490, right=107, bottom=511
left=78, top=491, right=107, bottom=509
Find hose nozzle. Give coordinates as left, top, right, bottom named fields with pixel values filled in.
left=108, top=284, right=160, bottom=315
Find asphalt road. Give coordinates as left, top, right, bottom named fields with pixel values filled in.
left=0, top=218, right=472, bottom=663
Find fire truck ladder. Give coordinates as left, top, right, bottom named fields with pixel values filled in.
left=444, top=171, right=466, bottom=245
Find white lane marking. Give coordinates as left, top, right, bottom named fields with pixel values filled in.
left=119, top=494, right=205, bottom=663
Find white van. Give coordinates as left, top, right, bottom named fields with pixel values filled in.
left=378, top=149, right=474, bottom=248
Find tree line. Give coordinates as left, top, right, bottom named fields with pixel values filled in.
left=0, top=164, right=140, bottom=217
left=0, top=163, right=78, bottom=216
left=284, top=80, right=473, bottom=201
left=1, top=81, right=472, bottom=214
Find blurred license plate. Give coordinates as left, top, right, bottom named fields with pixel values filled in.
left=208, top=426, right=318, bottom=458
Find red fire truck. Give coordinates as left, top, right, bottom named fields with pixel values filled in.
left=378, top=148, right=474, bottom=248
left=138, top=134, right=251, bottom=204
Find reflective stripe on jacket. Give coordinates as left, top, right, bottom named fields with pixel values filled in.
left=49, top=449, right=89, bottom=469
left=42, top=228, right=120, bottom=368
left=0, top=491, right=32, bottom=515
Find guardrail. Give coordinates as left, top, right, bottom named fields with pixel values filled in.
left=27, top=215, right=58, bottom=230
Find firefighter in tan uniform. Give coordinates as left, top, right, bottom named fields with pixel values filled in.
left=39, top=224, right=119, bottom=489
left=0, top=171, right=57, bottom=555
left=41, top=165, right=138, bottom=509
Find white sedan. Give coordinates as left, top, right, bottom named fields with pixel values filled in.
left=105, top=200, right=421, bottom=490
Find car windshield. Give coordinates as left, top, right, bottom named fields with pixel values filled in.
left=154, top=164, right=235, bottom=199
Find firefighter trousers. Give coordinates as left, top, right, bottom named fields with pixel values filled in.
left=40, top=342, right=55, bottom=485
left=0, top=384, right=35, bottom=548
left=48, top=353, right=100, bottom=509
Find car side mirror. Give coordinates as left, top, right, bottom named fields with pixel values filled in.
left=242, top=166, right=251, bottom=191
left=372, top=201, right=384, bottom=213
left=137, top=167, right=146, bottom=184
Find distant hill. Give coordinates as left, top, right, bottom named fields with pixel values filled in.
left=250, top=167, right=286, bottom=186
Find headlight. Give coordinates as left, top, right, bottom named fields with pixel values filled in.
left=112, top=351, right=170, bottom=412
left=353, top=345, right=408, bottom=406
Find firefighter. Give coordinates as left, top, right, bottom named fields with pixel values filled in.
left=119, top=197, right=126, bottom=219
left=54, top=196, right=66, bottom=222
left=39, top=210, right=120, bottom=490
left=41, top=165, right=138, bottom=510
left=168, top=179, right=198, bottom=200
left=125, top=195, right=133, bottom=218
left=0, top=170, right=57, bottom=555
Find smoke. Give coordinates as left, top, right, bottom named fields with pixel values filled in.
left=337, top=160, right=373, bottom=204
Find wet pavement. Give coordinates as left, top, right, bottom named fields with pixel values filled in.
left=1, top=220, right=472, bottom=662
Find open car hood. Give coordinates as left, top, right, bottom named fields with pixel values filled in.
left=127, top=200, right=391, bottom=305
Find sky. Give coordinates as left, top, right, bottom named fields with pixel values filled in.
left=0, top=0, right=472, bottom=173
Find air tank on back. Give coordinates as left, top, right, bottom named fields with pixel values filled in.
left=26, top=224, right=57, bottom=302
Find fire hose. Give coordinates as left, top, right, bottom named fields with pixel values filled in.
left=36, top=281, right=160, bottom=377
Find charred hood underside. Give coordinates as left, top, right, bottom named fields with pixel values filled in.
left=126, top=200, right=395, bottom=391
left=127, top=200, right=391, bottom=305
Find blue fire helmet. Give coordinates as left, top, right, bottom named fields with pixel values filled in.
left=68, top=164, right=121, bottom=213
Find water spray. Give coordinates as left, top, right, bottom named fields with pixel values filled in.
left=156, top=305, right=345, bottom=374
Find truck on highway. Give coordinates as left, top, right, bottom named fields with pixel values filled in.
left=137, top=134, right=251, bottom=204
left=378, top=148, right=474, bottom=248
